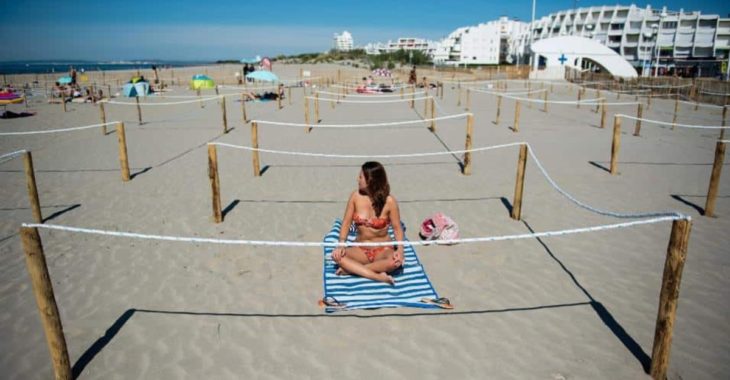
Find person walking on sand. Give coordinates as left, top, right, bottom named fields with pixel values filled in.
left=330, top=162, right=404, bottom=285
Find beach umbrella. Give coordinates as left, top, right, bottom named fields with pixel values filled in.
left=57, top=76, right=72, bottom=84
left=240, top=58, right=260, bottom=64
left=245, top=70, right=279, bottom=82
left=190, top=74, right=216, bottom=90
left=122, top=82, right=150, bottom=97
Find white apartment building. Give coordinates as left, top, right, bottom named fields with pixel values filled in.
left=519, top=4, right=730, bottom=75
left=364, top=38, right=439, bottom=56
left=437, top=17, right=529, bottom=65
left=333, top=31, right=354, bottom=52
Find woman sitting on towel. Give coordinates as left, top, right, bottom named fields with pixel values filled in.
left=331, top=161, right=404, bottom=285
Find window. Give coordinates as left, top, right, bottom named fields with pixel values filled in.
left=662, top=21, right=677, bottom=29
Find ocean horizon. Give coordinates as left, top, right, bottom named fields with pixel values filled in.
left=0, top=60, right=214, bottom=75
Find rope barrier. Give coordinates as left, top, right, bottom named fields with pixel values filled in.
left=305, top=96, right=432, bottom=104
left=616, top=114, right=730, bottom=129
left=678, top=100, right=724, bottom=109
left=0, top=149, right=27, bottom=165
left=315, top=90, right=426, bottom=98
left=252, top=113, right=471, bottom=128
left=20, top=215, right=686, bottom=248
left=499, top=93, right=607, bottom=105
left=103, top=96, right=220, bottom=106
left=213, top=141, right=684, bottom=220
left=468, top=88, right=547, bottom=96
left=698, top=90, right=730, bottom=96
left=639, top=84, right=693, bottom=89
left=0, top=121, right=120, bottom=136
left=210, top=141, right=522, bottom=159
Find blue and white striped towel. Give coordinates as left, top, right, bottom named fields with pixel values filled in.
left=322, top=219, right=442, bottom=312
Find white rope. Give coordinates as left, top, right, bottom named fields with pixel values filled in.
left=719, top=140, right=729, bottom=143
left=306, top=96, right=432, bottom=104
left=0, top=121, right=120, bottom=136
left=252, top=113, right=470, bottom=128
left=616, top=114, right=730, bottom=129
left=21, top=215, right=685, bottom=247
left=315, top=90, right=426, bottom=98
left=0, top=149, right=27, bottom=165
left=639, top=84, right=693, bottom=89
left=211, top=141, right=522, bottom=159
left=500, top=93, right=606, bottom=105
left=330, top=84, right=412, bottom=90
left=103, top=96, right=220, bottom=106
left=469, top=88, right=547, bottom=96
left=699, top=90, right=730, bottom=96
left=678, top=100, right=724, bottom=109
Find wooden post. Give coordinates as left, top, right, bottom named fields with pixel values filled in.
left=600, top=101, right=607, bottom=129
left=400, top=86, right=404, bottom=99
left=251, top=121, right=261, bottom=177
left=721, top=106, right=727, bottom=140
left=543, top=90, right=548, bottom=112
left=430, top=98, right=436, bottom=132
left=610, top=116, right=622, bottom=175
left=704, top=141, right=726, bottom=217
left=288, top=86, right=292, bottom=105
left=466, top=89, right=471, bottom=111
left=304, top=97, right=310, bottom=129
left=215, top=85, right=220, bottom=96
left=424, top=94, right=428, bottom=115
left=23, top=152, right=43, bottom=223
left=513, top=100, right=521, bottom=132
left=495, top=95, right=502, bottom=124
left=20, top=227, right=72, bottom=380
left=135, top=96, right=142, bottom=125
left=439, top=82, right=444, bottom=100
left=241, top=94, right=248, bottom=124
left=577, top=89, right=582, bottom=108
left=634, top=103, right=643, bottom=136
left=61, top=93, right=67, bottom=112
left=315, top=93, right=320, bottom=123
left=116, top=122, right=130, bottom=182
left=457, top=87, right=462, bottom=107
left=208, top=144, right=222, bottom=223
left=99, top=101, right=107, bottom=135
left=649, top=218, right=692, bottom=380
left=410, top=86, right=415, bottom=109
left=672, top=94, right=679, bottom=130
left=197, top=88, right=203, bottom=108
left=594, top=90, right=601, bottom=113
left=463, top=115, right=474, bottom=175
left=220, top=96, right=228, bottom=133
left=511, top=144, right=528, bottom=220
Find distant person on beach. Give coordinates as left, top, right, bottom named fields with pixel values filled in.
left=241, top=84, right=284, bottom=101
left=408, top=65, right=417, bottom=85
left=330, top=162, right=404, bottom=285
left=70, top=67, right=77, bottom=85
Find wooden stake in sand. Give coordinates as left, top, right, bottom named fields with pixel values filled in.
left=513, top=100, right=521, bottom=132
left=278, top=90, right=282, bottom=110
left=633, top=103, right=643, bottom=136
left=594, top=90, right=601, bottom=113
left=466, top=89, right=471, bottom=111
left=463, top=114, right=474, bottom=175
left=20, top=227, right=72, bottom=380
left=457, top=87, right=462, bottom=107
left=704, top=140, right=726, bottom=217
left=61, top=93, right=67, bottom=112
left=116, top=122, right=130, bottom=182
left=315, top=93, right=320, bottom=123
left=511, top=144, right=528, bottom=220
left=220, top=96, right=228, bottom=133
left=610, top=116, right=622, bottom=175
left=99, top=102, right=107, bottom=134
left=600, top=101, right=607, bottom=129
left=721, top=106, right=727, bottom=140
left=400, top=87, right=404, bottom=99
left=495, top=95, right=502, bottom=124
left=577, top=88, right=582, bottom=109
left=304, top=96, right=310, bottom=129
left=197, top=88, right=203, bottom=108
left=410, top=86, right=415, bottom=109
left=241, top=94, right=248, bottom=124
left=672, top=94, right=680, bottom=130
left=135, top=96, right=143, bottom=125
left=288, top=86, right=292, bottom=105
left=23, top=151, right=43, bottom=223
left=208, top=144, right=222, bottom=223
left=251, top=121, right=261, bottom=177
left=649, top=218, right=692, bottom=380
left=543, top=91, right=548, bottom=112
left=430, top=98, right=436, bottom=132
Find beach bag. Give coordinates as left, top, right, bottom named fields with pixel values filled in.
left=419, top=213, right=459, bottom=244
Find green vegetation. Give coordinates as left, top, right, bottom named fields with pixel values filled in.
left=273, top=48, right=431, bottom=69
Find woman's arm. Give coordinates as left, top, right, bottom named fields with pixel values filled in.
left=338, top=191, right=356, bottom=244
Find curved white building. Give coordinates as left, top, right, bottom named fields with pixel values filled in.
left=531, top=36, right=638, bottom=79
left=435, top=17, right=529, bottom=65
left=521, top=4, right=730, bottom=75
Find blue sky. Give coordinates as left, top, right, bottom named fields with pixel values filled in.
left=0, top=0, right=727, bottom=61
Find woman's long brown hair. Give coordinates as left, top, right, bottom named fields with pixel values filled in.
left=361, top=161, right=390, bottom=217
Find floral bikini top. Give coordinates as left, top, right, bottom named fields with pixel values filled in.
left=353, top=213, right=390, bottom=230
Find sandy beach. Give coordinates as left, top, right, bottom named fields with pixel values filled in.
left=1, top=63, right=729, bottom=379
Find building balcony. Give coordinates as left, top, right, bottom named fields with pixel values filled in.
left=608, top=29, right=624, bottom=35
left=626, top=28, right=640, bottom=34
left=623, top=41, right=639, bottom=47
left=607, top=40, right=621, bottom=47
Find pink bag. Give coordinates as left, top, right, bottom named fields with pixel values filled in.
left=419, top=213, right=459, bottom=245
